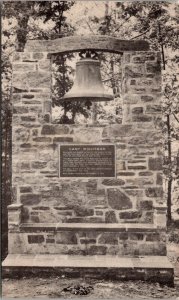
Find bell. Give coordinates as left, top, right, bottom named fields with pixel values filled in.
left=61, top=57, right=113, bottom=102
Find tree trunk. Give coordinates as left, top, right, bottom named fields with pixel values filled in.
left=166, top=114, right=172, bottom=225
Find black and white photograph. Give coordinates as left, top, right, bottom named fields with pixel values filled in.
left=1, top=0, right=179, bottom=298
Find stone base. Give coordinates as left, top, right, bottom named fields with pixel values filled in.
left=2, top=254, right=174, bottom=285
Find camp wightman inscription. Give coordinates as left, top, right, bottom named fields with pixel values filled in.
left=59, top=145, right=115, bottom=177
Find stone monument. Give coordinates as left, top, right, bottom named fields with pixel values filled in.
left=3, top=35, right=174, bottom=284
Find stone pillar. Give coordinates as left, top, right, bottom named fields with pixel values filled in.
left=122, top=51, right=162, bottom=124
left=12, top=51, right=51, bottom=205
left=121, top=51, right=166, bottom=221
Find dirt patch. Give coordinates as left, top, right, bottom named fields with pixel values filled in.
left=2, top=277, right=179, bottom=299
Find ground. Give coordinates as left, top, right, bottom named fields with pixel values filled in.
left=2, top=276, right=179, bottom=299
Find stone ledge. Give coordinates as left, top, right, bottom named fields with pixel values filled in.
left=19, top=223, right=161, bottom=233
left=25, top=35, right=149, bottom=54
left=8, top=204, right=23, bottom=211
left=2, top=254, right=174, bottom=284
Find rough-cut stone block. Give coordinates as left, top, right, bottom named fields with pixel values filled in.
left=13, top=72, right=51, bottom=89
left=149, top=157, right=163, bottom=170
left=73, top=128, right=102, bottom=143
left=20, top=194, right=41, bottom=205
left=105, top=211, right=117, bottom=223
left=119, top=233, right=128, bottom=240
left=39, top=60, right=50, bottom=71
left=32, top=206, right=50, bottom=210
left=146, top=62, right=161, bottom=73
left=103, top=125, right=132, bottom=137
left=102, top=179, right=125, bottom=186
left=146, top=105, right=162, bottom=114
left=20, top=186, right=32, bottom=193
left=107, top=189, right=132, bottom=210
left=98, top=233, right=118, bottom=245
left=132, top=115, right=152, bottom=122
left=129, top=233, right=143, bottom=240
left=119, top=211, right=141, bottom=219
left=145, top=187, right=163, bottom=198
left=28, top=235, right=44, bottom=244
left=46, top=238, right=55, bottom=243
left=13, top=63, right=35, bottom=72
left=146, top=233, right=160, bottom=241
left=22, top=94, right=35, bottom=99
left=117, top=172, right=135, bottom=176
left=32, top=53, right=44, bottom=60
left=131, top=107, right=143, bottom=114
left=13, top=52, right=21, bottom=61
left=139, top=200, right=153, bottom=210
left=88, top=245, right=107, bottom=255
left=141, top=95, right=154, bottom=102
left=124, top=65, right=145, bottom=78
left=128, top=166, right=146, bottom=170
left=74, top=207, right=94, bottom=217
left=156, top=173, right=163, bottom=185
left=41, top=125, right=70, bottom=135
left=33, top=137, right=51, bottom=143
left=53, top=137, right=73, bottom=143
left=56, top=232, right=77, bottom=244
left=139, top=171, right=153, bottom=176
left=21, top=116, right=36, bottom=122
left=13, top=106, right=29, bottom=114
left=80, top=239, right=96, bottom=244
left=31, top=161, right=47, bottom=169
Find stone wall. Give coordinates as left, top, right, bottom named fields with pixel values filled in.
left=9, top=50, right=166, bottom=256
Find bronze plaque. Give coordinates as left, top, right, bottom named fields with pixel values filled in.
left=59, top=144, right=115, bottom=178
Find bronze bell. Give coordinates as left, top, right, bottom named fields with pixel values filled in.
left=61, top=56, right=113, bottom=102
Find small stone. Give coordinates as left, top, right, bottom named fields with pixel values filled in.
left=88, top=245, right=107, bottom=255
left=119, top=233, right=128, bottom=240
left=107, top=189, right=132, bottom=210
left=119, top=211, right=141, bottom=219
left=128, top=166, right=146, bottom=170
left=31, top=161, right=47, bottom=169
left=20, top=194, right=41, bottom=205
left=139, top=200, right=153, bottom=210
left=132, top=107, right=143, bottom=114
left=20, top=186, right=32, bottom=193
left=28, top=235, right=44, bottom=244
left=102, top=179, right=125, bottom=186
left=33, top=53, right=44, bottom=60
left=146, top=105, right=162, bottom=114
left=145, top=187, right=163, bottom=198
left=156, top=173, right=163, bottom=185
left=13, top=106, right=29, bottom=114
left=33, top=137, right=51, bottom=143
left=139, top=171, right=153, bottom=176
left=105, top=211, right=117, bottom=223
left=149, top=157, right=163, bottom=171
left=98, top=233, right=118, bottom=245
left=132, top=115, right=152, bottom=122
left=53, top=137, right=73, bottom=143
left=74, top=207, right=94, bottom=217
left=146, top=234, right=160, bottom=241
left=80, top=239, right=96, bottom=244
left=141, top=95, right=154, bottom=102
left=129, top=233, right=143, bottom=240
left=56, top=232, right=77, bottom=244
left=22, top=94, right=35, bottom=99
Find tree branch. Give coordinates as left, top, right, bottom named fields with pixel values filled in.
left=130, top=28, right=150, bottom=40
left=173, top=112, right=179, bottom=123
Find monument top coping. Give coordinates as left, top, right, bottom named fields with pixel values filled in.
left=24, top=35, right=149, bottom=54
